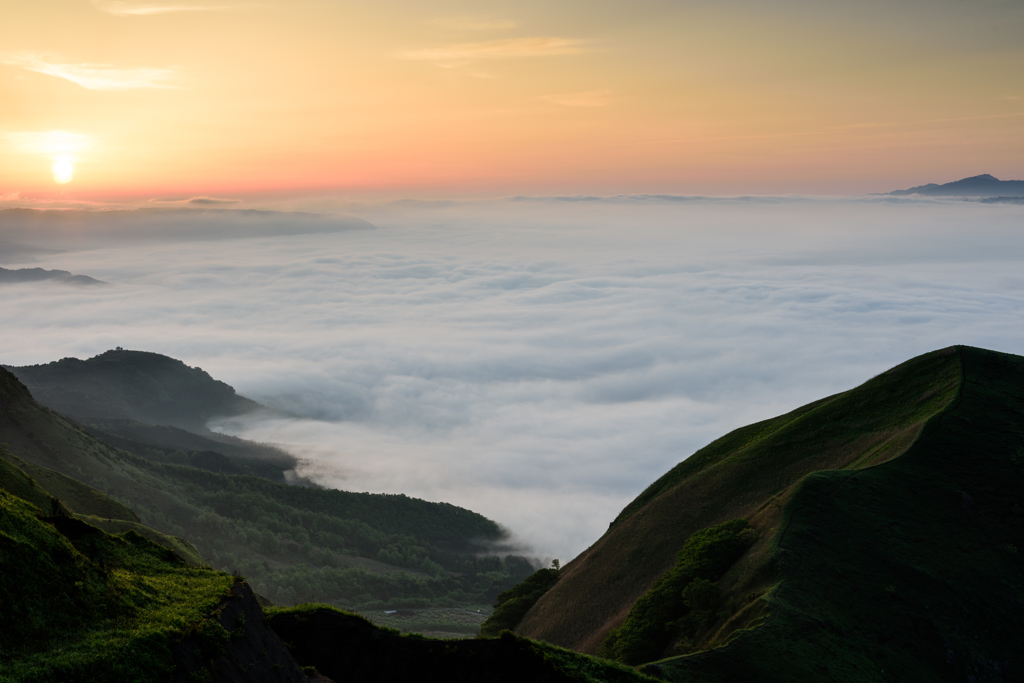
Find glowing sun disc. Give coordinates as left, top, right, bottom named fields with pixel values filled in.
left=52, top=158, right=74, bottom=185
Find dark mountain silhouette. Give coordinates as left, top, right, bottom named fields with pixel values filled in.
left=7, top=349, right=264, bottom=432
left=888, top=173, right=1024, bottom=197
left=0, top=266, right=105, bottom=286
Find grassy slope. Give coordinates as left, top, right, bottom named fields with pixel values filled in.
left=660, top=345, right=1024, bottom=681
left=517, top=347, right=963, bottom=653
left=0, top=447, right=138, bottom=522
left=1, top=445, right=205, bottom=565
left=0, top=488, right=234, bottom=682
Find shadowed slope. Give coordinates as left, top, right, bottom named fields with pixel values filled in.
left=660, top=346, right=1024, bottom=681
left=8, top=349, right=264, bottom=431
left=516, top=348, right=962, bottom=653
left=266, top=605, right=656, bottom=683
left=0, top=475, right=302, bottom=682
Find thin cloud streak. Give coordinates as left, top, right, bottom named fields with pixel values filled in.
left=92, top=0, right=241, bottom=15
left=1, top=53, right=176, bottom=90
left=399, top=37, right=585, bottom=63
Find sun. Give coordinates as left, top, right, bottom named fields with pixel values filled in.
left=52, top=158, right=74, bottom=185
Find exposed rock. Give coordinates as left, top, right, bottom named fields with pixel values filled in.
left=172, top=581, right=306, bottom=683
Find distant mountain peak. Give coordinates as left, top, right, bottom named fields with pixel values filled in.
left=888, top=173, right=1024, bottom=197
left=7, top=350, right=264, bottom=431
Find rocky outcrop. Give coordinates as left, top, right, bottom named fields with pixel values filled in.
left=172, top=581, right=306, bottom=683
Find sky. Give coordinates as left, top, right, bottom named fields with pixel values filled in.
left=2, top=198, right=1024, bottom=558
left=1, top=0, right=1023, bottom=201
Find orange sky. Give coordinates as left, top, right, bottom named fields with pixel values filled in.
left=2, top=0, right=1023, bottom=203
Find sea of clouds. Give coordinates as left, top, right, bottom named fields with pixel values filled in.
left=2, top=196, right=1023, bottom=559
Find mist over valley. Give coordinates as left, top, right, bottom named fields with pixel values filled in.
left=2, top=196, right=1023, bottom=559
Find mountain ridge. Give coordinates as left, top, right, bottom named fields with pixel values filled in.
left=0, top=266, right=103, bottom=286
left=887, top=173, right=1024, bottom=197
left=510, top=345, right=1024, bottom=681
left=516, top=346, right=962, bottom=653
left=8, top=349, right=266, bottom=432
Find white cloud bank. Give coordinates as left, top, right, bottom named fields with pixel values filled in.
left=1, top=197, right=1023, bottom=558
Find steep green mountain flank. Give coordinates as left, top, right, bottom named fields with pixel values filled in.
left=0, top=447, right=138, bottom=522
left=655, top=346, right=1024, bottom=682
left=0, top=461, right=303, bottom=682
left=517, top=347, right=962, bottom=653
left=8, top=349, right=263, bottom=431
left=480, top=566, right=561, bottom=637
left=0, top=365, right=533, bottom=611
left=601, top=519, right=755, bottom=665
left=266, top=604, right=657, bottom=683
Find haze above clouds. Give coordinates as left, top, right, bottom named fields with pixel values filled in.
left=2, top=198, right=1023, bottom=558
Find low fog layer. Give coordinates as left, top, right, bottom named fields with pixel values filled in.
left=0, top=207, right=373, bottom=251
left=1, top=197, right=1022, bottom=558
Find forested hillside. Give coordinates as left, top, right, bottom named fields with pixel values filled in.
left=8, top=349, right=263, bottom=431
left=0, top=362, right=536, bottom=615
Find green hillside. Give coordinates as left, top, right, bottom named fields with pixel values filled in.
left=514, top=346, right=1024, bottom=681
left=658, top=346, right=1024, bottom=681
left=517, top=346, right=963, bottom=653
left=1, top=445, right=205, bottom=565
left=0, top=365, right=535, bottom=613
left=0, top=457, right=303, bottom=682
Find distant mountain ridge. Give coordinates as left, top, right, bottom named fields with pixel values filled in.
left=887, top=173, right=1024, bottom=197
left=0, top=266, right=105, bottom=286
